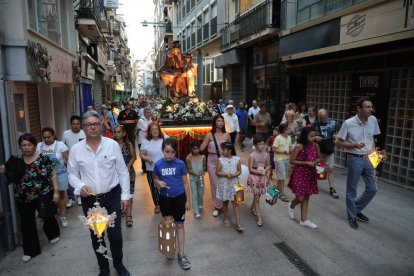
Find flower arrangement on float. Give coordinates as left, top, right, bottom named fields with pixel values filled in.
left=159, top=98, right=216, bottom=122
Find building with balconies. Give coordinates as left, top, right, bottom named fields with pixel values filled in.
left=279, top=0, right=414, bottom=188
left=217, top=0, right=283, bottom=114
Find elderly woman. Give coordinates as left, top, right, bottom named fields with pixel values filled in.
left=285, top=110, right=301, bottom=146
left=139, top=123, right=166, bottom=213
left=136, top=107, right=152, bottom=174
left=0, top=133, right=60, bottom=263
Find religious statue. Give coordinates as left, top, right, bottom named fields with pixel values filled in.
left=159, top=41, right=197, bottom=99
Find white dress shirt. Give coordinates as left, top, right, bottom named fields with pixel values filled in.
left=222, top=112, right=240, bottom=133
left=67, top=137, right=131, bottom=200
left=137, top=117, right=152, bottom=145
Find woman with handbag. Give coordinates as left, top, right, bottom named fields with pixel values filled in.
left=0, top=133, right=60, bottom=263
left=198, top=114, right=231, bottom=217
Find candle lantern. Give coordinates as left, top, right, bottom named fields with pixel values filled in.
left=79, top=202, right=117, bottom=259
left=368, top=149, right=384, bottom=169
left=158, top=216, right=176, bottom=258
left=265, top=186, right=280, bottom=206
left=234, top=183, right=245, bottom=204
left=316, top=161, right=328, bottom=180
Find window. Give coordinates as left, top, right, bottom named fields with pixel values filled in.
left=197, top=16, right=202, bottom=45
left=235, top=0, right=240, bottom=16
left=203, top=10, right=209, bottom=41
left=28, top=0, right=62, bottom=45
left=210, top=3, right=217, bottom=36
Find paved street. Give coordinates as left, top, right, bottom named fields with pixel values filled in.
left=0, top=142, right=413, bottom=276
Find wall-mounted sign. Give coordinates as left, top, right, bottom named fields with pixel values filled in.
left=340, top=0, right=414, bottom=44
left=50, top=54, right=73, bottom=84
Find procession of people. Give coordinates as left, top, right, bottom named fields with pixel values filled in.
left=0, top=95, right=384, bottom=275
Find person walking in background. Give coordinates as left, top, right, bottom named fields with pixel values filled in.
left=217, top=98, right=226, bottom=114
left=216, top=142, right=243, bottom=232
left=247, top=136, right=272, bottom=227
left=284, top=110, right=301, bottom=146
left=222, top=104, right=240, bottom=155
left=253, top=103, right=272, bottom=142
left=137, top=107, right=152, bottom=174
left=288, top=127, right=321, bottom=229
left=248, top=100, right=260, bottom=139
left=307, top=106, right=317, bottom=124
left=272, top=123, right=292, bottom=202
left=266, top=127, right=279, bottom=179
left=154, top=138, right=191, bottom=270
left=0, top=133, right=60, bottom=263
left=113, top=125, right=136, bottom=227
left=37, top=127, right=69, bottom=228
left=337, top=97, right=381, bottom=230
left=62, top=115, right=85, bottom=207
left=186, top=140, right=206, bottom=218
left=199, top=115, right=231, bottom=217
left=118, top=101, right=139, bottom=145
left=139, top=123, right=165, bottom=214
left=313, top=108, right=340, bottom=199
left=67, top=111, right=130, bottom=276
left=281, top=102, right=297, bottom=123
left=107, top=103, right=119, bottom=134
left=236, top=101, right=248, bottom=152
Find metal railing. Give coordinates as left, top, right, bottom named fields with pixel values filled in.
left=221, top=0, right=278, bottom=50
left=73, top=0, right=104, bottom=26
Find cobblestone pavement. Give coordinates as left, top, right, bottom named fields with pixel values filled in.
left=0, top=141, right=413, bottom=275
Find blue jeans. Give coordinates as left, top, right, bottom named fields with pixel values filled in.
left=346, top=154, right=378, bottom=219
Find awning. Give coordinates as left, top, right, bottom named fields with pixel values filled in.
left=214, top=49, right=247, bottom=68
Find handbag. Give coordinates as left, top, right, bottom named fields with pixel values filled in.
left=5, top=155, right=26, bottom=183
left=212, top=133, right=220, bottom=157
left=38, top=193, right=58, bottom=219
left=265, top=186, right=280, bottom=206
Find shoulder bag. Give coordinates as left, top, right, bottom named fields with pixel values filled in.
left=316, top=124, right=335, bottom=155
left=212, top=133, right=220, bottom=157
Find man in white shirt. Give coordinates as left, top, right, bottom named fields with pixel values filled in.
left=248, top=100, right=260, bottom=139
left=222, top=105, right=240, bottom=154
left=337, top=97, right=381, bottom=230
left=62, top=115, right=86, bottom=207
left=67, top=111, right=130, bottom=276
left=136, top=107, right=152, bottom=174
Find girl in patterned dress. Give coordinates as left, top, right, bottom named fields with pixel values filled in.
left=288, top=127, right=321, bottom=229
left=216, top=142, right=243, bottom=232
left=247, top=136, right=272, bottom=227
left=113, top=125, right=136, bottom=227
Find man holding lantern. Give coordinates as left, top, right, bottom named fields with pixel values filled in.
left=337, top=97, right=381, bottom=230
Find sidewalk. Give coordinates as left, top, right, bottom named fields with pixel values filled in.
left=0, top=141, right=413, bottom=275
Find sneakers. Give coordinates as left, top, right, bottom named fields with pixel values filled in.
left=77, top=196, right=82, bottom=205
left=195, top=213, right=201, bottom=218
left=22, top=255, right=31, bottom=262
left=356, top=212, right=369, bottom=223
left=212, top=210, right=219, bottom=217
left=329, top=188, right=339, bottom=199
left=288, top=203, right=295, bottom=219
left=66, top=199, right=74, bottom=208
left=50, top=237, right=60, bottom=244
left=59, top=217, right=68, bottom=228
left=300, top=220, right=318, bottom=229
left=178, top=254, right=191, bottom=270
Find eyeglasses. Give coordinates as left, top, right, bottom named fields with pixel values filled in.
left=83, top=123, right=101, bottom=128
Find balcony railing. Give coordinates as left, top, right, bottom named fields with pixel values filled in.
left=221, top=0, right=279, bottom=51
left=74, top=0, right=104, bottom=26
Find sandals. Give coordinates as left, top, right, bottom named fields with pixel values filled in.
left=251, top=208, right=258, bottom=216
left=126, top=216, right=133, bottom=227
left=257, top=219, right=263, bottom=227
left=279, top=195, right=289, bottom=202
left=235, top=225, right=244, bottom=232
left=223, top=219, right=231, bottom=227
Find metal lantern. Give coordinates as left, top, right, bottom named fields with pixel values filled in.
left=234, top=183, right=245, bottom=204
left=79, top=202, right=117, bottom=259
left=316, top=161, right=328, bottom=180
left=158, top=216, right=176, bottom=258
left=265, top=186, right=280, bottom=206
left=368, top=149, right=384, bottom=169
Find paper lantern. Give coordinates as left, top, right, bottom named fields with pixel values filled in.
left=265, top=186, right=280, bottom=206
left=158, top=216, right=176, bottom=258
left=234, top=184, right=245, bottom=204
left=368, top=149, right=384, bottom=169
left=79, top=202, right=117, bottom=259
left=316, top=161, right=328, bottom=180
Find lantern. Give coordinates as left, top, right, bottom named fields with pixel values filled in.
left=265, top=186, right=280, bottom=206
left=158, top=216, right=176, bottom=258
left=368, top=149, right=385, bottom=169
left=316, top=161, right=328, bottom=180
left=234, top=183, right=245, bottom=204
left=79, top=202, right=117, bottom=259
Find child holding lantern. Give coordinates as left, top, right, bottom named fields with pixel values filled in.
left=186, top=140, right=206, bottom=218
left=247, top=136, right=272, bottom=227
left=154, top=138, right=191, bottom=270
left=287, top=126, right=321, bottom=229
left=216, top=142, right=243, bottom=232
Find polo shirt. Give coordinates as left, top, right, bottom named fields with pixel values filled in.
left=117, top=109, right=138, bottom=131
left=338, top=115, right=380, bottom=155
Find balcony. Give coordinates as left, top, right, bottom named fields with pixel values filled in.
left=164, top=0, right=173, bottom=7
left=74, top=0, right=104, bottom=38
left=220, top=0, right=280, bottom=52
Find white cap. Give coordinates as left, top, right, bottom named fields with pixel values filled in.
left=226, top=105, right=234, bottom=109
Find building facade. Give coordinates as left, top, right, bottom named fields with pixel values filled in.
left=280, top=0, right=414, bottom=188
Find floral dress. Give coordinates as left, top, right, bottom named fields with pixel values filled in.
left=247, top=151, right=271, bottom=194
left=288, top=144, right=319, bottom=196
left=16, top=154, right=54, bottom=203
left=121, top=142, right=136, bottom=194
left=216, top=156, right=240, bottom=201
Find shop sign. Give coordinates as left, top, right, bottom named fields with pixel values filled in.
left=104, top=0, right=118, bottom=8
left=50, top=54, right=73, bottom=84
left=114, top=82, right=124, bottom=91
left=340, top=1, right=414, bottom=44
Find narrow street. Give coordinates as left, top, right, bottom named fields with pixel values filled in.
left=0, top=142, right=413, bottom=276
